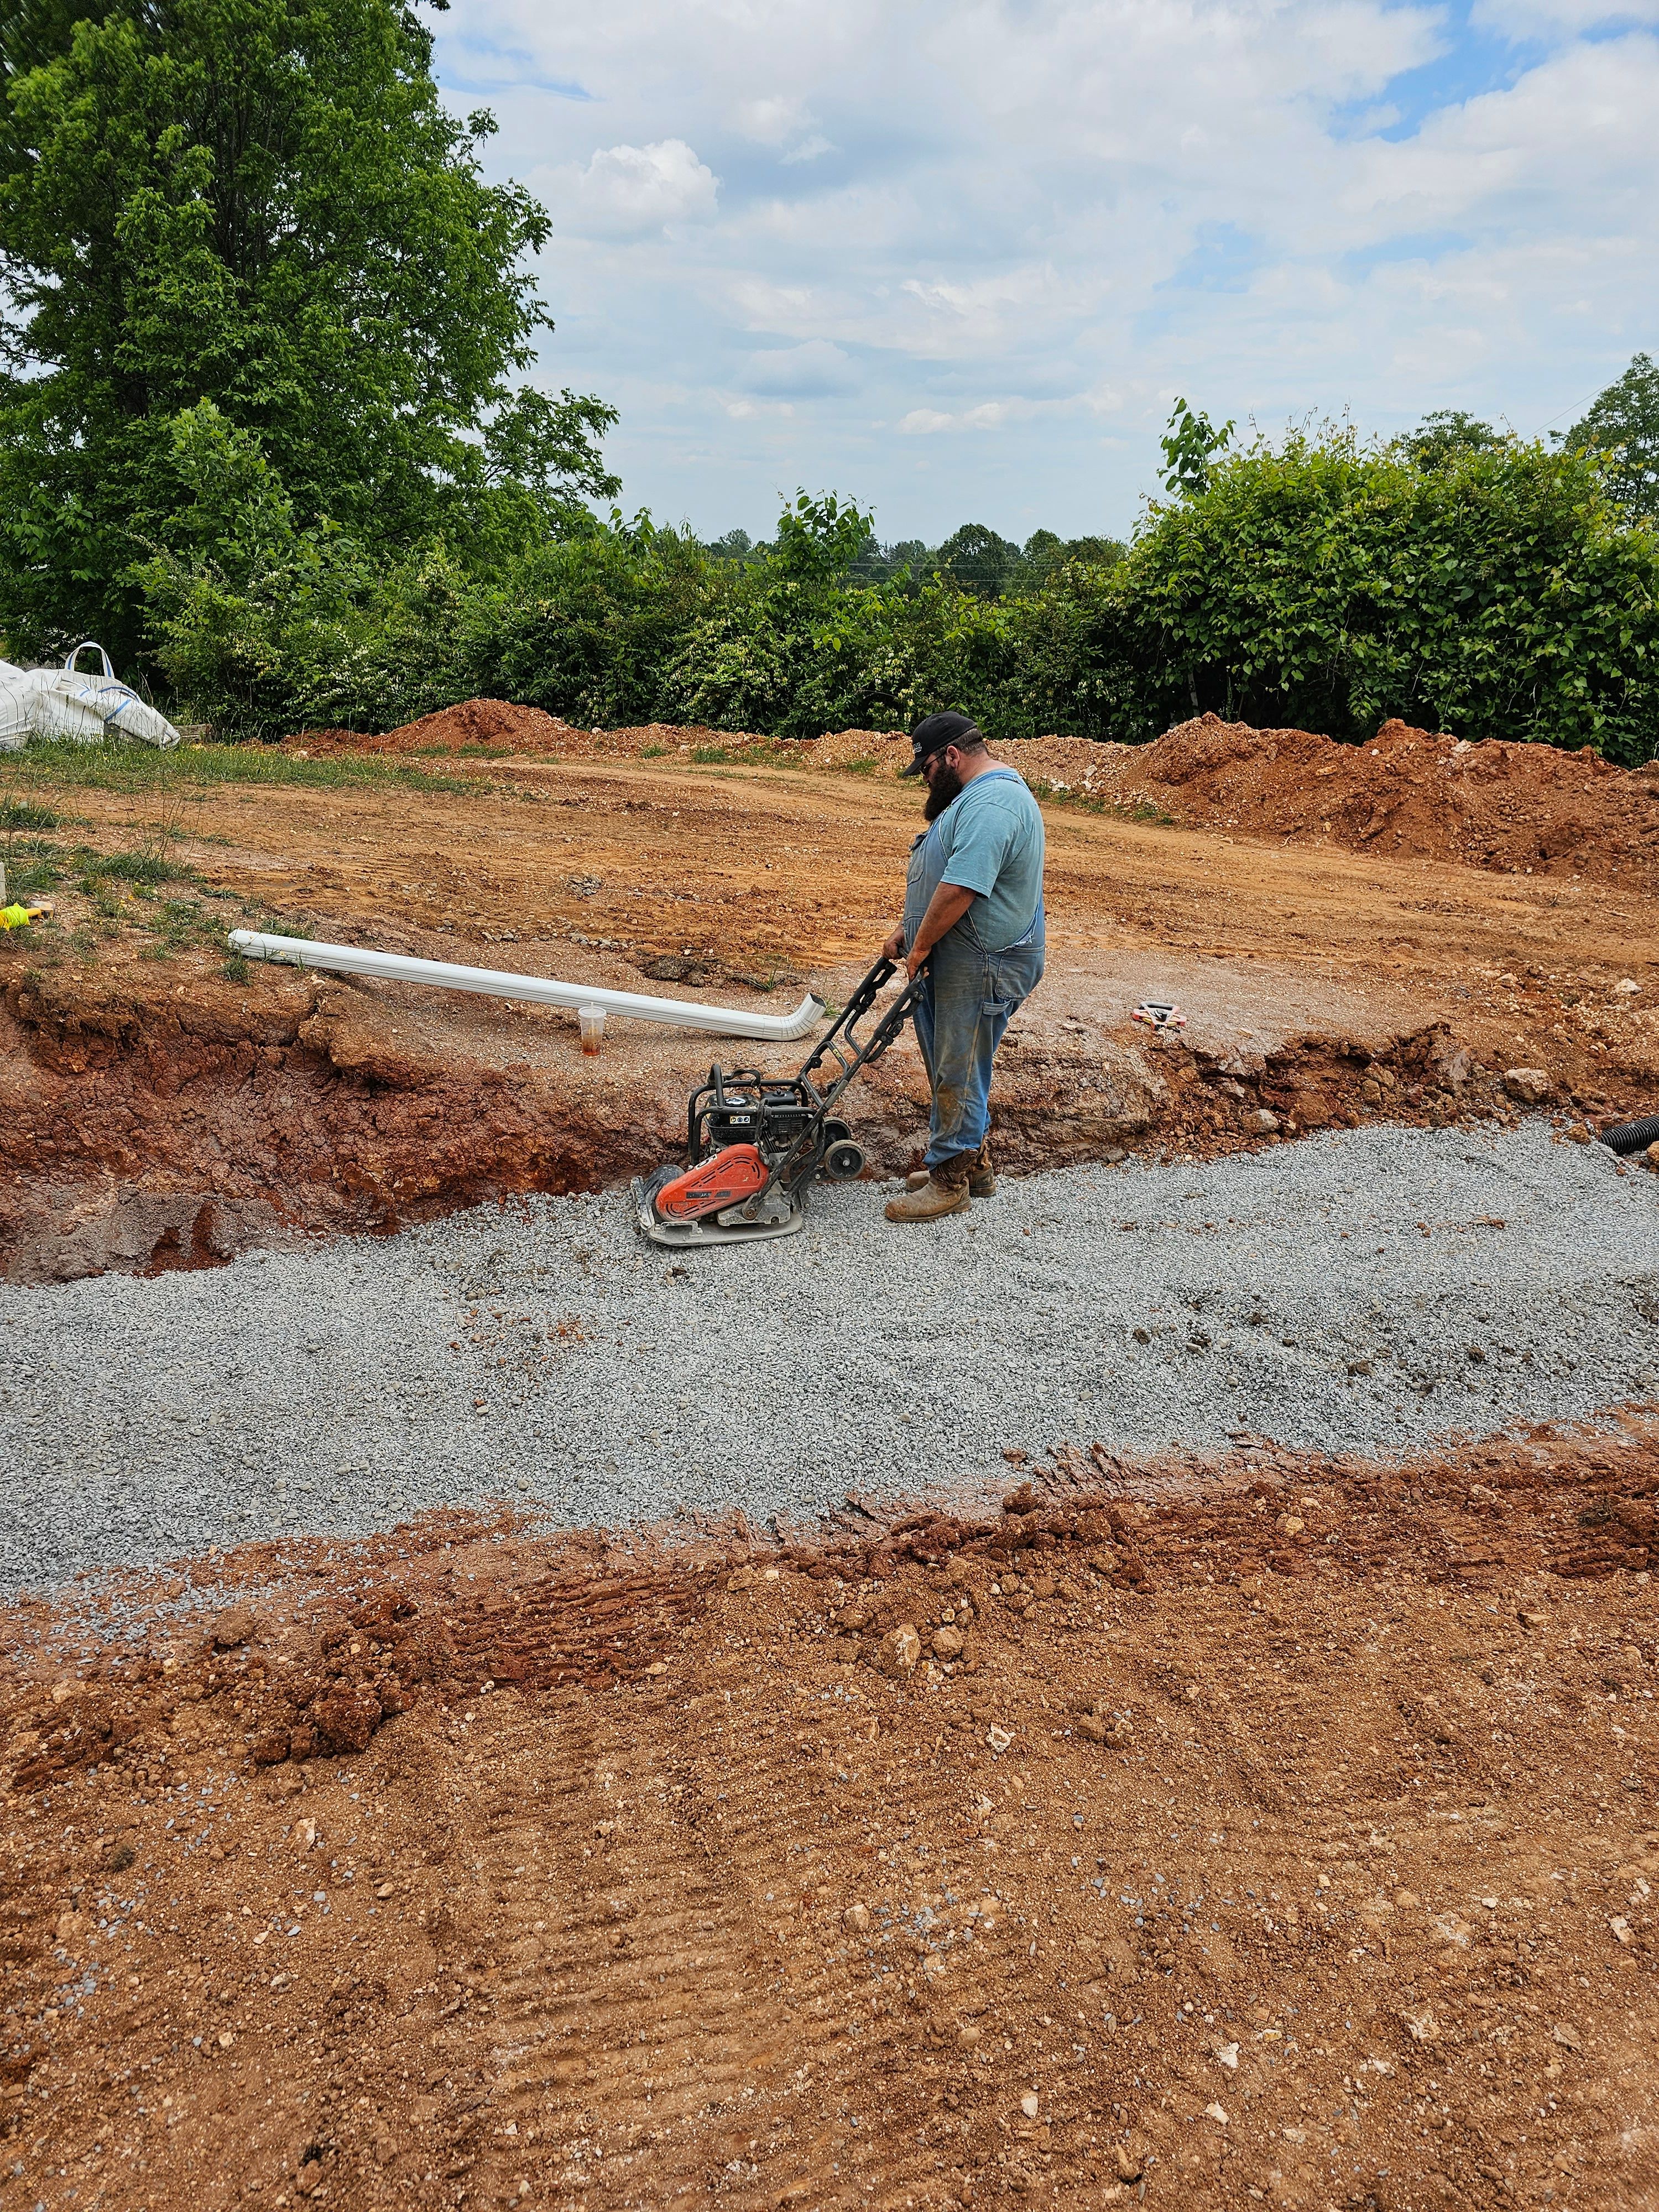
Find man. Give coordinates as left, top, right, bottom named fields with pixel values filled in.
left=881, top=710, right=1046, bottom=1223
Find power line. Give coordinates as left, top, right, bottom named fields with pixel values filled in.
left=1527, top=369, right=1632, bottom=442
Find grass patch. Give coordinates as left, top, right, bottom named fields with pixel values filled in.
left=641, top=743, right=669, bottom=759
left=83, top=848, right=178, bottom=885
left=0, top=810, right=270, bottom=963
left=842, top=757, right=878, bottom=776
left=0, top=737, right=489, bottom=801
left=0, top=797, right=59, bottom=831
left=686, top=738, right=818, bottom=773
left=1, top=834, right=65, bottom=901
left=142, top=895, right=218, bottom=955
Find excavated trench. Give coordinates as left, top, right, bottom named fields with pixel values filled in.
left=0, top=947, right=1571, bottom=1284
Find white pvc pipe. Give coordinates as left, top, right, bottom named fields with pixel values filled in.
left=227, top=930, right=824, bottom=1042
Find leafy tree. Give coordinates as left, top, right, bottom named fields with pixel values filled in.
left=1021, top=527, right=1124, bottom=585
left=931, top=521, right=1025, bottom=597
left=846, top=534, right=931, bottom=588
left=1560, top=352, right=1659, bottom=526
left=1158, top=397, right=1233, bottom=499
left=1398, top=409, right=1506, bottom=470
left=665, top=492, right=877, bottom=735
left=883, top=537, right=932, bottom=573
left=1103, top=428, right=1659, bottom=759
left=0, top=0, right=616, bottom=661
left=705, top=527, right=757, bottom=564
left=1063, top=534, right=1125, bottom=566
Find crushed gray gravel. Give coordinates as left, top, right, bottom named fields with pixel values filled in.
left=3, top=1121, right=1658, bottom=1599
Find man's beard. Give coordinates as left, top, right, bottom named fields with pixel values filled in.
left=923, top=764, right=964, bottom=821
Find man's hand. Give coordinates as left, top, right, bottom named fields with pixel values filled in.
left=881, top=924, right=906, bottom=962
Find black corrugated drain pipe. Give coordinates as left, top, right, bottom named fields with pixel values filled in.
left=1601, top=1115, right=1659, bottom=1156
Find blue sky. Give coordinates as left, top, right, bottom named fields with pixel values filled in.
left=432, top=0, right=1659, bottom=546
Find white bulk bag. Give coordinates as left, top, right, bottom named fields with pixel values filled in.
left=0, top=658, right=32, bottom=750
left=0, top=643, right=181, bottom=751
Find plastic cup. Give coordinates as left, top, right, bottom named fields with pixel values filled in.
left=578, top=1004, right=606, bottom=1056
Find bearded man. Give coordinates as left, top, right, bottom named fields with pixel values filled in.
left=879, top=711, right=1046, bottom=1223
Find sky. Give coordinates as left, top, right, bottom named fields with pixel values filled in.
left=431, top=0, right=1659, bottom=547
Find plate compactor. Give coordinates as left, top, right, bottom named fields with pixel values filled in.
left=633, top=954, right=925, bottom=1247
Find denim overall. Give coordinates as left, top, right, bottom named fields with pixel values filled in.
left=901, top=785, right=1046, bottom=1176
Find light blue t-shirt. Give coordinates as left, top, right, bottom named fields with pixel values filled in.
left=902, top=765, right=1046, bottom=953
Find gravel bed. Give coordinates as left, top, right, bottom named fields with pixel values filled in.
left=3, top=1121, right=1658, bottom=1599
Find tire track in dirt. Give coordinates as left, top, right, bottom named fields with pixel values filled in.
left=7, top=1437, right=1659, bottom=2208
left=430, top=1684, right=967, bottom=2210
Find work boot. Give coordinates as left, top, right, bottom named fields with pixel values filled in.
left=885, top=1170, right=972, bottom=1223
left=905, top=1140, right=995, bottom=1198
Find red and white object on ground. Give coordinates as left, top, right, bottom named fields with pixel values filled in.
left=1132, top=1000, right=1187, bottom=1031
left=648, top=1144, right=771, bottom=1223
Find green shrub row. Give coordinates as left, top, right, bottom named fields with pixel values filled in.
left=139, top=416, right=1659, bottom=764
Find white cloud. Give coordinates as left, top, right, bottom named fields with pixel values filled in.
left=1470, top=0, right=1659, bottom=29
left=551, top=139, right=719, bottom=238
left=739, top=340, right=858, bottom=396
left=899, top=400, right=1044, bottom=434
left=440, top=3, right=1659, bottom=539
left=736, top=95, right=808, bottom=147
left=734, top=93, right=833, bottom=161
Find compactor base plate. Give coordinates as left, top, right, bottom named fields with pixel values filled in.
left=631, top=1172, right=806, bottom=1249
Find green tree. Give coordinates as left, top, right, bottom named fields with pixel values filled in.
left=0, top=0, right=616, bottom=662
left=1158, top=396, right=1233, bottom=499
left=666, top=492, right=877, bottom=734
left=704, top=527, right=757, bottom=564
left=931, top=521, right=1025, bottom=598
left=1560, top=352, right=1659, bottom=526
left=1398, top=409, right=1506, bottom=470
left=1021, top=527, right=1125, bottom=585
left=884, top=538, right=932, bottom=573
left=1105, top=428, right=1659, bottom=759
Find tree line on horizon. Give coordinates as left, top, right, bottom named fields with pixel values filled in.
left=702, top=522, right=1129, bottom=598
left=0, top=0, right=1656, bottom=759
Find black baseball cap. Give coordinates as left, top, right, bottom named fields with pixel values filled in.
left=899, top=710, right=983, bottom=776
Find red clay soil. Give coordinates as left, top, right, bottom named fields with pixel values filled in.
left=0, top=962, right=675, bottom=1281
left=763, top=713, right=1659, bottom=897
left=1108, top=714, right=1659, bottom=891
left=291, top=703, right=766, bottom=761
left=5, top=1434, right=1657, bottom=2209
left=0, top=942, right=1580, bottom=1283
left=291, top=699, right=583, bottom=755
left=289, top=701, right=1659, bottom=894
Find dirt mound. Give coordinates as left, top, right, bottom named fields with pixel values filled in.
left=1110, top=711, right=1659, bottom=888
left=292, top=698, right=583, bottom=755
